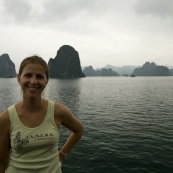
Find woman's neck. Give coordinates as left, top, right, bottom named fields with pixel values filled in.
left=21, top=97, right=45, bottom=112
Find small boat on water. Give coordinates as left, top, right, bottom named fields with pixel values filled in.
left=130, top=74, right=135, bottom=77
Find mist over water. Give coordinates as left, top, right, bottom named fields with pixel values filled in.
left=0, top=77, right=173, bottom=173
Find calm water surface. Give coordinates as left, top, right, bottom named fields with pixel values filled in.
left=0, top=77, right=173, bottom=173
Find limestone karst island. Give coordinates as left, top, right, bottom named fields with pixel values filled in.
left=0, top=45, right=173, bottom=78
left=0, top=54, right=17, bottom=78
left=48, top=45, right=85, bottom=78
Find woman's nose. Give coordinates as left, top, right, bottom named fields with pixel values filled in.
left=30, top=76, right=37, bottom=83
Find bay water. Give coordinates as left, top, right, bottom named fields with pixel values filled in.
left=0, top=77, right=173, bottom=173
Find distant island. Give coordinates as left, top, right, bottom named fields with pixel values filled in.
left=83, top=62, right=172, bottom=77
left=1, top=47, right=173, bottom=78
left=83, top=66, right=120, bottom=76
left=0, top=54, right=17, bottom=78
left=82, top=65, right=139, bottom=76
left=169, top=69, right=173, bottom=76
left=48, top=45, right=85, bottom=79
left=104, top=65, right=140, bottom=76
left=131, top=62, right=170, bottom=76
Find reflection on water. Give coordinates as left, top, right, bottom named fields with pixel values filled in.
left=45, top=78, right=82, bottom=151
left=45, top=79, right=82, bottom=116
left=0, top=78, right=82, bottom=115
left=0, top=78, right=21, bottom=112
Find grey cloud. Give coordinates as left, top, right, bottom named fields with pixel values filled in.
left=1, top=0, right=134, bottom=26
left=134, top=0, right=173, bottom=18
left=40, top=0, right=116, bottom=22
left=2, top=0, right=32, bottom=23
left=1, top=0, right=119, bottom=25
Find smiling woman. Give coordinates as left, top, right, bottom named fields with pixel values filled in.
left=17, top=63, right=48, bottom=100
left=0, top=55, right=84, bottom=173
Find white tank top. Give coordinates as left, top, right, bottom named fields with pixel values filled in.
left=6, top=100, right=62, bottom=173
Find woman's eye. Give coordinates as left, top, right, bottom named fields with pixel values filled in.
left=25, top=74, right=31, bottom=77
left=37, top=75, right=44, bottom=79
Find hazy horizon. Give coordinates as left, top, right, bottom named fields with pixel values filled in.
left=0, top=0, right=173, bottom=72
left=1, top=52, right=173, bottom=73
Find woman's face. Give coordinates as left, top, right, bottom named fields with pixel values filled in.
left=17, top=63, right=48, bottom=99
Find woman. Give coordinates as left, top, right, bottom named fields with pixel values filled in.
left=0, top=55, right=84, bottom=173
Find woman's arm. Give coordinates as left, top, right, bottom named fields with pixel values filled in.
left=0, top=110, right=11, bottom=173
left=54, top=104, right=84, bottom=163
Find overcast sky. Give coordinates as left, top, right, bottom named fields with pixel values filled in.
left=0, top=0, right=173, bottom=71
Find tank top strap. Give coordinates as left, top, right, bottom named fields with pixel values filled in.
left=8, top=105, right=19, bottom=132
left=47, top=100, right=57, bottom=127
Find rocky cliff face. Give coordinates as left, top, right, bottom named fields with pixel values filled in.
left=131, top=62, right=170, bottom=76
left=169, top=69, right=173, bottom=76
left=0, top=54, right=17, bottom=78
left=48, top=45, right=85, bottom=78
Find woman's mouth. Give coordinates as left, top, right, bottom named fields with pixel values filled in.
left=27, top=86, right=39, bottom=91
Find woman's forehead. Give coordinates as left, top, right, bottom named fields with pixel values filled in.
left=22, top=63, right=46, bottom=73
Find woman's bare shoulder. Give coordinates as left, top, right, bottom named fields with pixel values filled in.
left=54, top=102, right=83, bottom=132
left=54, top=103, right=71, bottom=115
left=0, top=110, right=10, bottom=131
left=53, top=103, right=71, bottom=127
left=0, top=110, right=10, bottom=121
